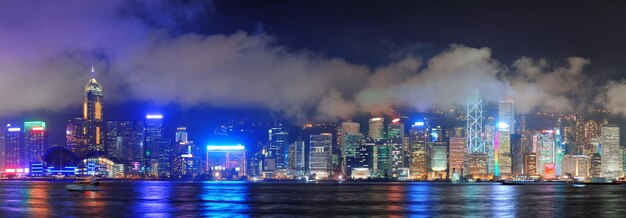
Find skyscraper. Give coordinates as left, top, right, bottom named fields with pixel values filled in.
left=410, top=121, right=428, bottom=180
left=23, top=121, right=48, bottom=165
left=268, top=120, right=289, bottom=170
left=536, top=130, right=555, bottom=177
left=309, top=133, right=332, bottom=179
left=495, top=122, right=512, bottom=177
left=498, top=99, right=515, bottom=133
left=339, top=122, right=360, bottom=175
left=5, top=125, right=24, bottom=170
left=368, top=117, right=384, bottom=140
left=601, top=125, right=622, bottom=179
left=467, top=91, right=485, bottom=153
left=344, top=133, right=364, bottom=176
left=288, top=140, right=305, bottom=177
left=83, top=66, right=104, bottom=155
left=145, top=114, right=164, bottom=177
left=66, top=117, right=84, bottom=155
left=449, top=137, right=466, bottom=180
left=428, top=142, right=448, bottom=180
left=0, top=133, right=4, bottom=172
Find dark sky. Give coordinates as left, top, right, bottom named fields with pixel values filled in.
left=2, top=0, right=626, bottom=146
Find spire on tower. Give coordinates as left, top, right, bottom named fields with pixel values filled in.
left=91, top=64, right=95, bottom=78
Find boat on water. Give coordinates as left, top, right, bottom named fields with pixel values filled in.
left=501, top=180, right=567, bottom=185
left=66, top=184, right=100, bottom=191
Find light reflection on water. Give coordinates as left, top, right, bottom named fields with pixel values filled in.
left=0, top=181, right=624, bottom=216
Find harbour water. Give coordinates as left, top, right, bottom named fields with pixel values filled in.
left=0, top=181, right=624, bottom=217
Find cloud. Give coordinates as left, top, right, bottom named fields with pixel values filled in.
left=0, top=0, right=611, bottom=121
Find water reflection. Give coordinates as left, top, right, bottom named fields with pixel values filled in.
left=490, top=185, right=517, bottom=217
left=200, top=181, right=249, bottom=217
left=406, top=183, right=432, bottom=216
left=135, top=181, right=173, bottom=217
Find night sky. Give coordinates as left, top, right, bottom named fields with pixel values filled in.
left=2, top=0, right=626, bottom=146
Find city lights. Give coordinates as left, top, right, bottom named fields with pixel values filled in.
left=207, top=145, right=245, bottom=151
left=146, top=114, right=163, bottom=119
left=414, top=121, right=425, bottom=126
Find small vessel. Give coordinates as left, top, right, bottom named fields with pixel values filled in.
left=572, top=183, right=586, bottom=187
left=66, top=184, right=100, bottom=191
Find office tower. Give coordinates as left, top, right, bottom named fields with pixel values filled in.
left=23, top=121, right=48, bottom=165
left=410, top=121, right=428, bottom=180
left=388, top=120, right=404, bottom=140
left=390, top=138, right=404, bottom=178
left=5, top=125, right=24, bottom=170
left=288, top=140, right=305, bottom=177
left=268, top=120, right=289, bottom=170
left=554, top=128, right=565, bottom=177
left=495, top=122, right=512, bottom=177
left=428, top=126, right=443, bottom=142
left=561, top=155, right=589, bottom=178
left=371, top=139, right=391, bottom=178
left=129, top=121, right=145, bottom=174
left=523, top=153, right=537, bottom=175
left=449, top=137, right=466, bottom=180
left=83, top=66, right=104, bottom=154
left=601, top=125, right=622, bottom=179
left=590, top=153, right=602, bottom=177
left=337, top=121, right=360, bottom=174
left=206, top=145, right=247, bottom=179
left=344, top=133, right=364, bottom=176
left=172, top=127, right=197, bottom=178
left=105, top=121, right=134, bottom=161
left=467, top=91, right=485, bottom=153
left=484, top=124, right=496, bottom=175
left=511, top=134, right=523, bottom=175
left=536, top=130, right=555, bottom=178
left=428, top=142, right=448, bottom=180
left=466, top=153, right=487, bottom=177
left=498, top=100, right=515, bottom=133
left=145, top=114, right=164, bottom=177
left=309, top=133, right=332, bottom=179
left=368, top=117, right=385, bottom=140
left=66, top=117, right=84, bottom=155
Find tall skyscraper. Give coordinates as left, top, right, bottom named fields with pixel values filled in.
left=288, top=140, right=305, bottom=177
left=268, top=120, right=289, bottom=170
left=467, top=91, right=485, bottom=153
left=498, top=100, right=515, bottom=133
left=536, top=130, right=555, bottom=177
left=601, top=125, right=622, bottom=179
left=339, top=122, right=360, bottom=175
left=428, top=142, right=448, bottom=180
left=83, top=66, right=104, bottom=155
left=309, top=133, right=332, bottom=179
left=495, top=122, right=512, bottom=177
left=449, top=137, right=466, bottom=180
left=5, top=125, right=24, bottom=170
left=390, top=138, right=404, bottom=178
left=368, top=117, right=384, bottom=140
left=145, top=114, right=164, bottom=177
left=388, top=120, right=404, bottom=140
left=344, top=133, right=364, bottom=176
left=410, top=121, right=428, bottom=180
left=66, top=117, right=84, bottom=155
left=23, top=121, right=48, bottom=165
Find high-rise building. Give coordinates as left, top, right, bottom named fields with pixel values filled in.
left=288, top=140, right=305, bottom=177
left=23, top=121, right=48, bottom=165
left=172, top=127, right=198, bottom=178
left=338, top=121, right=360, bottom=175
left=484, top=124, right=496, bottom=175
left=66, top=117, right=84, bottom=155
left=309, top=133, right=332, bottom=179
left=344, top=133, right=364, bottom=176
left=498, top=100, right=515, bottom=133
left=523, top=153, right=537, bottom=175
left=536, top=130, right=555, bottom=177
left=390, top=138, right=404, bottom=178
left=5, top=125, right=24, bottom=170
left=410, top=122, right=428, bottom=180
left=561, top=154, right=589, bottom=178
left=495, top=122, right=512, bottom=177
left=601, top=125, right=622, bottom=179
left=372, top=139, right=391, bottom=178
left=268, top=120, right=289, bottom=170
left=428, top=142, right=448, bottom=180
left=590, top=153, right=602, bottom=177
left=368, top=117, right=385, bottom=140
left=449, top=137, right=466, bottom=180
left=511, top=134, right=523, bottom=175
left=388, top=121, right=404, bottom=140
left=0, top=133, right=4, bottom=172
left=83, top=66, right=104, bottom=155
left=106, top=121, right=145, bottom=175
left=145, top=114, right=164, bottom=177
left=467, top=91, right=485, bottom=153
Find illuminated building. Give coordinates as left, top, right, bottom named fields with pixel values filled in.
left=495, top=122, right=512, bottom=177
left=467, top=91, right=485, bottom=153
left=268, top=120, right=289, bottom=171
left=338, top=121, right=360, bottom=175
left=466, top=153, right=488, bottom=179
left=368, top=117, right=385, bottom=140
left=82, top=155, right=123, bottom=178
left=172, top=127, right=198, bottom=178
left=309, top=133, right=332, bottom=178
left=356, top=144, right=373, bottom=176
left=428, top=142, right=447, bottom=180
left=561, top=155, right=589, bottom=178
left=105, top=121, right=134, bottom=162
left=390, top=138, right=404, bottom=178
left=5, top=125, right=24, bottom=171
left=206, top=145, right=247, bottom=179
left=344, top=133, right=364, bottom=177
left=484, top=124, right=496, bottom=175
left=601, top=125, right=622, bottom=179
left=43, top=146, right=80, bottom=176
left=24, top=121, right=48, bottom=166
left=536, top=130, right=555, bottom=178
left=144, top=114, right=165, bottom=177
left=543, top=163, right=556, bottom=179
left=65, top=117, right=84, bottom=155
left=82, top=66, right=104, bottom=156
left=523, top=153, right=537, bottom=175
left=372, top=139, right=391, bottom=178
left=410, top=122, right=428, bottom=180
left=288, top=140, right=305, bottom=177
left=448, top=137, right=466, bottom=180
left=350, top=168, right=371, bottom=179
left=498, top=100, right=515, bottom=133
left=511, top=134, right=523, bottom=175
left=590, top=153, right=602, bottom=177
left=0, top=133, right=4, bottom=172
left=388, top=121, right=404, bottom=140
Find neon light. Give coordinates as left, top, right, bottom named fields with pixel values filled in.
left=207, top=145, right=245, bottom=151
left=181, top=154, right=193, bottom=158
left=8, top=128, right=21, bottom=132
left=392, top=118, right=400, bottom=123
left=371, top=118, right=382, bottom=121
left=31, top=127, right=44, bottom=131
left=494, top=131, right=499, bottom=177
left=414, top=122, right=425, bottom=126
left=146, top=114, right=163, bottom=119
left=5, top=169, right=15, bottom=173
